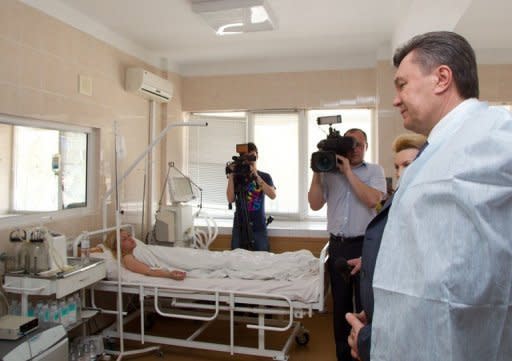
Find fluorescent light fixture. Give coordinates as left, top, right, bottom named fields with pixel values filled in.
left=191, top=0, right=277, bottom=35
left=216, top=22, right=243, bottom=36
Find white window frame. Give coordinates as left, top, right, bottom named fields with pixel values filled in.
left=187, top=113, right=248, bottom=218
left=0, top=114, right=97, bottom=228
left=186, top=108, right=375, bottom=221
left=248, top=110, right=308, bottom=219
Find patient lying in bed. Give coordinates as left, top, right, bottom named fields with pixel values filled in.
left=105, top=230, right=186, bottom=280
left=103, top=230, right=318, bottom=281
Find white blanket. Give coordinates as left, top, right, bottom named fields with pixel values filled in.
left=132, top=240, right=318, bottom=281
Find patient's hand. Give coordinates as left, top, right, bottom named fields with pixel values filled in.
left=169, top=270, right=186, bottom=281
left=90, top=246, right=104, bottom=253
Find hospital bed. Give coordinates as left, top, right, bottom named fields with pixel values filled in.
left=78, top=228, right=330, bottom=361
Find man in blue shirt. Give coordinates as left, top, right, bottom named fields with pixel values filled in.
left=227, top=142, right=276, bottom=251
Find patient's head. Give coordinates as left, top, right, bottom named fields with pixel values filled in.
left=105, top=229, right=136, bottom=257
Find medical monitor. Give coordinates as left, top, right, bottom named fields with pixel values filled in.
left=168, top=176, right=195, bottom=203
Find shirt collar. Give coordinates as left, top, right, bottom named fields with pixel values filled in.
left=352, top=161, right=367, bottom=169
left=427, top=98, right=481, bottom=146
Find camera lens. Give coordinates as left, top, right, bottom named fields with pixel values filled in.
left=311, top=151, right=337, bottom=172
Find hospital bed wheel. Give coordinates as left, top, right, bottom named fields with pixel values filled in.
left=155, top=350, right=164, bottom=358
left=295, top=331, right=310, bottom=345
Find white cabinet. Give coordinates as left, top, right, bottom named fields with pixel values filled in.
left=3, top=258, right=106, bottom=316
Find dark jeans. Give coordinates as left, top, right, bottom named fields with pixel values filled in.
left=328, top=235, right=363, bottom=361
left=231, top=228, right=269, bottom=251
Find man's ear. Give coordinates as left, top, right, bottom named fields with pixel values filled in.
left=433, top=65, right=452, bottom=94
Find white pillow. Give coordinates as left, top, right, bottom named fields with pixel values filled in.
left=91, top=245, right=119, bottom=279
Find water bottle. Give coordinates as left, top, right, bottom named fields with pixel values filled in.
left=82, top=342, right=91, bottom=361
left=41, top=303, right=50, bottom=322
left=35, top=302, right=44, bottom=323
left=75, top=293, right=82, bottom=321
left=59, top=299, right=69, bottom=327
left=89, top=340, right=97, bottom=361
left=70, top=350, right=77, bottom=361
left=67, top=296, right=77, bottom=324
left=27, top=301, right=34, bottom=317
left=76, top=344, right=84, bottom=361
left=81, top=236, right=90, bottom=265
left=50, top=301, right=60, bottom=323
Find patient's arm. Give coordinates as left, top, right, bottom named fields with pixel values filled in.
left=122, top=254, right=186, bottom=280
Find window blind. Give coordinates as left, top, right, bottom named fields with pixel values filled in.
left=188, top=114, right=247, bottom=208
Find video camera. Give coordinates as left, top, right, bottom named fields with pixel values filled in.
left=225, top=143, right=257, bottom=186
left=311, top=115, right=356, bottom=173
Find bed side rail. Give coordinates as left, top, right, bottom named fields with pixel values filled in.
left=91, top=281, right=297, bottom=332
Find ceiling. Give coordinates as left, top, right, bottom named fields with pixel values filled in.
left=23, top=0, right=512, bottom=76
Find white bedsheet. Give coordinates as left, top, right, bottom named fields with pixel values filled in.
left=94, top=244, right=322, bottom=304
left=133, top=240, right=318, bottom=281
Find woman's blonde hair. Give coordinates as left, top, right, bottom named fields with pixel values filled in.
left=105, top=229, right=131, bottom=259
left=392, top=133, right=427, bottom=153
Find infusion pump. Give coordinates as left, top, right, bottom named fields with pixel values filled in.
left=154, top=204, right=194, bottom=246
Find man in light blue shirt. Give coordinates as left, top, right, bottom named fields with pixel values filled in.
left=347, top=31, right=512, bottom=361
left=309, top=128, right=385, bottom=361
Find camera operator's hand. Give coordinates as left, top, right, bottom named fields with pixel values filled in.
left=250, top=163, right=258, bottom=178
left=336, top=154, right=351, bottom=174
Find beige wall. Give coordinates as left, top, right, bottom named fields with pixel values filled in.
left=183, top=62, right=512, bottom=180
left=478, top=64, right=512, bottom=102
left=183, top=68, right=376, bottom=111
left=0, top=0, right=181, bottom=252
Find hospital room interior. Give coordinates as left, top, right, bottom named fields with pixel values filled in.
left=0, top=0, right=511, bottom=360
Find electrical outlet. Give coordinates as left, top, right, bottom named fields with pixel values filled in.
left=78, top=75, right=93, bottom=96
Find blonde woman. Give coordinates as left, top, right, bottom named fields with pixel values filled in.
left=391, top=133, right=427, bottom=183
left=105, top=230, right=186, bottom=280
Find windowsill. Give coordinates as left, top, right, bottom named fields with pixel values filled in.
left=195, top=218, right=329, bottom=238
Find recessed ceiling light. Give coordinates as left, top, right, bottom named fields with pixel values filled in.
left=191, top=0, right=277, bottom=35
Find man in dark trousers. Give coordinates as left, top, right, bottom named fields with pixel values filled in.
left=308, top=128, right=386, bottom=361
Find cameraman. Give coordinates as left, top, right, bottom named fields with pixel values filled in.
left=226, top=142, right=276, bottom=251
left=308, top=128, right=385, bottom=361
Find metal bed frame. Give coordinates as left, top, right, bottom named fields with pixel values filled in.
left=89, top=242, right=329, bottom=361
left=92, top=120, right=328, bottom=360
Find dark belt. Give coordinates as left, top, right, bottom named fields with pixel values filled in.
left=329, top=234, right=364, bottom=243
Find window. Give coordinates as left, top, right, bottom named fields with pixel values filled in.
left=188, top=113, right=247, bottom=214
left=252, top=112, right=299, bottom=215
left=0, top=114, right=95, bottom=221
left=187, top=108, right=373, bottom=220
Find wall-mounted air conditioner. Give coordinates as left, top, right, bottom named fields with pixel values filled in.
left=125, top=67, right=173, bottom=103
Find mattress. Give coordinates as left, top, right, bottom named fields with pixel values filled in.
left=93, top=248, right=322, bottom=304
